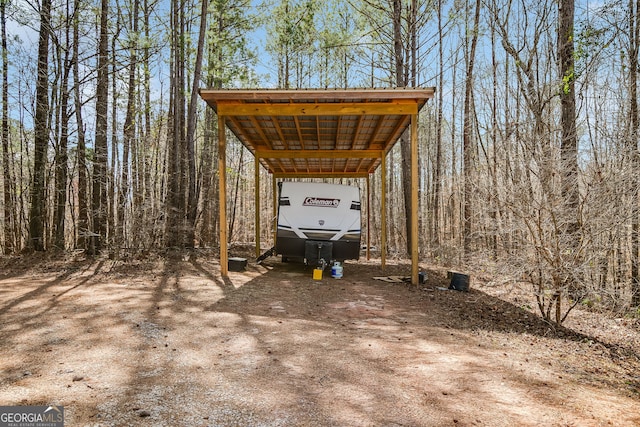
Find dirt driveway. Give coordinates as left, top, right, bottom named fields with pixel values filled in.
left=1, top=252, right=639, bottom=426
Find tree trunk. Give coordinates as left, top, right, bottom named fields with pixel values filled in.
left=432, top=0, right=444, bottom=250
left=109, top=18, right=122, bottom=253
left=119, top=0, right=139, bottom=249
left=185, top=0, right=208, bottom=247
left=228, top=147, right=244, bottom=242
left=489, top=18, right=500, bottom=258
left=629, top=0, right=640, bottom=306
left=73, top=0, right=88, bottom=250
left=200, top=106, right=216, bottom=246
left=90, top=0, right=110, bottom=255
left=463, top=0, right=481, bottom=259
left=165, top=0, right=186, bottom=248
left=137, top=0, right=152, bottom=248
left=29, top=0, right=52, bottom=252
left=1, top=0, right=13, bottom=253
left=392, top=0, right=413, bottom=255
left=559, top=0, right=581, bottom=302
left=54, top=21, right=71, bottom=250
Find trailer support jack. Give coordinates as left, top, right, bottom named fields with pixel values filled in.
left=256, top=246, right=276, bottom=264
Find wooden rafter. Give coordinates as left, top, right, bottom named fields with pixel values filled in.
left=369, top=115, right=386, bottom=148
left=385, top=116, right=411, bottom=154
left=272, top=117, right=288, bottom=149
left=351, top=115, right=364, bottom=150
left=293, top=116, right=304, bottom=149
left=244, top=116, right=272, bottom=149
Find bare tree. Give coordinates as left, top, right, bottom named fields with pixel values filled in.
left=558, top=0, right=582, bottom=314
left=73, top=0, right=88, bottom=251
left=117, top=0, right=140, bottom=251
left=165, top=0, right=186, bottom=248
left=628, top=0, right=640, bottom=306
left=392, top=0, right=413, bottom=255
left=1, top=0, right=13, bottom=253
left=432, top=0, right=445, bottom=250
left=488, top=0, right=583, bottom=323
left=185, top=0, right=208, bottom=247
left=28, top=0, right=53, bottom=251
left=463, top=0, right=481, bottom=259
left=90, top=0, right=110, bottom=255
left=53, top=0, right=73, bottom=250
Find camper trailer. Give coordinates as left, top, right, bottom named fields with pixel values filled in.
left=275, top=181, right=361, bottom=267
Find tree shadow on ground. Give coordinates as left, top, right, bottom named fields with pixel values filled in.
left=195, top=256, right=640, bottom=392
left=2, top=253, right=639, bottom=425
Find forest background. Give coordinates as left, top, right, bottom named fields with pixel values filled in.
left=0, top=0, right=638, bottom=324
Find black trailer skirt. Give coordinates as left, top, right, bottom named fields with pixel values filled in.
left=276, top=236, right=360, bottom=263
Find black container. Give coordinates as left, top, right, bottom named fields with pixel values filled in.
left=449, top=272, right=470, bottom=292
left=304, top=241, right=333, bottom=267
left=228, top=257, right=247, bottom=272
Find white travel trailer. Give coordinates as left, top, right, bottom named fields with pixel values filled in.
left=275, top=181, right=361, bottom=267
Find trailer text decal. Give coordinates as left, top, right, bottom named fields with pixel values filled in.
left=303, top=197, right=340, bottom=208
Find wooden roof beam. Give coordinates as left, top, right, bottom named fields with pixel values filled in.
left=256, top=149, right=384, bottom=159
left=200, top=88, right=435, bottom=103
left=215, top=101, right=418, bottom=117
left=272, top=171, right=370, bottom=179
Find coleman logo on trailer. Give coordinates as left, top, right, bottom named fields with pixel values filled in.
left=303, top=197, right=340, bottom=208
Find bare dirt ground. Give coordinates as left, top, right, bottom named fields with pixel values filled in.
left=1, top=250, right=639, bottom=427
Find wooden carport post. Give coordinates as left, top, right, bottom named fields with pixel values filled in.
left=218, top=116, right=228, bottom=276
left=366, top=176, right=371, bottom=261
left=410, top=113, right=419, bottom=285
left=272, top=176, right=277, bottom=246
left=255, top=154, right=261, bottom=258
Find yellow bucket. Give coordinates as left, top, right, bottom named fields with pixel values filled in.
left=313, top=268, right=323, bottom=280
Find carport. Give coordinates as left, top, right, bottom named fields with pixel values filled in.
left=198, top=88, right=435, bottom=285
